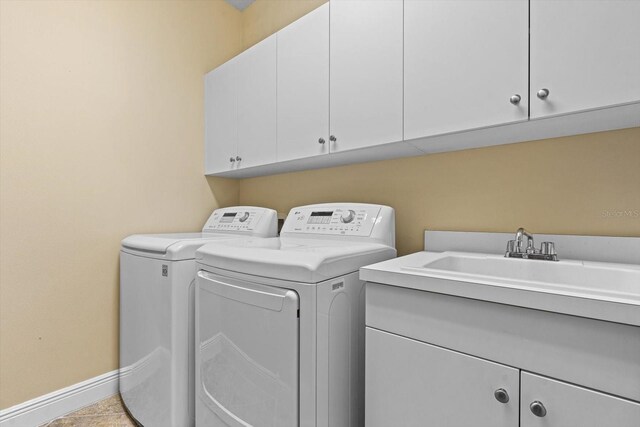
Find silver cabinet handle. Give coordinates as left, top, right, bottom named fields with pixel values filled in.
left=235, top=156, right=242, bottom=162
left=229, top=157, right=235, bottom=163
left=318, top=138, right=326, bottom=144
left=537, top=88, right=550, bottom=100
left=494, top=388, right=509, bottom=404
left=530, top=401, right=547, bottom=417
left=510, top=94, right=521, bottom=105
left=329, top=135, right=337, bottom=142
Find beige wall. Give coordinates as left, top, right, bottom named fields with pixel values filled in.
left=237, top=0, right=640, bottom=255
left=0, top=0, right=242, bottom=408
left=239, top=128, right=640, bottom=256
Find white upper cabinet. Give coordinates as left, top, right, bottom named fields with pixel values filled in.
left=236, top=35, right=277, bottom=169
left=329, top=0, right=404, bottom=152
left=404, top=0, right=529, bottom=140
left=204, top=59, right=237, bottom=174
left=530, top=0, right=640, bottom=118
left=205, top=0, right=640, bottom=177
left=277, top=3, right=330, bottom=163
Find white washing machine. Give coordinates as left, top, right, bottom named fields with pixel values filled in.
left=119, top=207, right=278, bottom=427
left=194, top=203, right=396, bottom=427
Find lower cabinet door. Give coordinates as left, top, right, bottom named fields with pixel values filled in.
left=365, top=328, right=519, bottom=427
left=521, top=372, right=640, bottom=427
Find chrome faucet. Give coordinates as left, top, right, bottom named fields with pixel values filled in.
left=514, top=227, right=534, bottom=253
left=505, top=228, right=558, bottom=261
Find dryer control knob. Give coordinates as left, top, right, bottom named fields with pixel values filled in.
left=340, top=210, right=356, bottom=223
left=238, top=212, right=250, bottom=222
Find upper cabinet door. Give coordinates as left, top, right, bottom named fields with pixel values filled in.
left=404, top=0, right=528, bottom=140
left=277, top=4, right=329, bottom=163
left=204, top=60, right=237, bottom=174
left=530, top=0, right=640, bottom=118
left=330, top=0, right=403, bottom=152
left=236, top=35, right=277, bottom=169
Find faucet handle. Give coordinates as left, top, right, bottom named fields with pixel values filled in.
left=506, top=240, right=517, bottom=254
left=526, top=239, right=537, bottom=254
left=540, top=242, right=556, bottom=256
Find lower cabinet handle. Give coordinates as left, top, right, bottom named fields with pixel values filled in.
left=494, top=388, right=509, bottom=404
left=530, top=401, right=547, bottom=417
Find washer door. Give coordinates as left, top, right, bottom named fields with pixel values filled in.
left=196, top=271, right=299, bottom=427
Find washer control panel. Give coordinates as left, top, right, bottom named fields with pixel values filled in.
left=202, top=208, right=266, bottom=233
left=282, top=205, right=382, bottom=236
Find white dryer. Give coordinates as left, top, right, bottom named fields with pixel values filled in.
left=119, top=207, right=277, bottom=427
left=194, top=203, right=396, bottom=427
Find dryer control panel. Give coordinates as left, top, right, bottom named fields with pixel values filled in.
left=282, top=204, right=385, bottom=238
left=202, top=207, right=277, bottom=236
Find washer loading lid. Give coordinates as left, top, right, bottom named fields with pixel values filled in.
left=196, top=237, right=397, bottom=283
left=121, top=233, right=248, bottom=261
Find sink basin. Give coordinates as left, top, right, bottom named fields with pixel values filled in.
left=402, top=252, right=640, bottom=301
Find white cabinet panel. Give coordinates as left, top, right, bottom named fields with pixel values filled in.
left=330, top=0, right=403, bottom=152
left=237, top=35, right=277, bottom=169
left=521, top=372, right=640, bottom=427
left=365, top=328, right=519, bottom=427
left=277, top=3, right=329, bottom=162
left=204, top=60, right=237, bottom=174
left=404, top=0, right=528, bottom=140
left=530, top=0, right=640, bottom=118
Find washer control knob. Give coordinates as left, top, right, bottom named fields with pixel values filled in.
left=238, top=212, right=250, bottom=222
left=340, top=210, right=356, bottom=223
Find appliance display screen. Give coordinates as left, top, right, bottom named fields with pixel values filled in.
left=220, top=212, right=237, bottom=223
left=308, top=211, right=333, bottom=224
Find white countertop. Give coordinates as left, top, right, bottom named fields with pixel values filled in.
left=360, top=251, right=640, bottom=327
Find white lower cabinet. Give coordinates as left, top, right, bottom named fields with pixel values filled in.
left=521, top=372, right=640, bottom=427
left=366, top=327, right=519, bottom=427
left=366, top=326, right=640, bottom=427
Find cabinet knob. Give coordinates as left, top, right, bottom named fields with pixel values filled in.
left=530, top=401, right=547, bottom=417
left=329, top=135, right=337, bottom=142
left=318, top=138, right=326, bottom=144
left=494, top=388, right=510, bottom=404
left=509, top=94, right=521, bottom=105
left=235, top=156, right=242, bottom=162
left=537, top=88, right=550, bottom=100
left=229, top=157, right=235, bottom=163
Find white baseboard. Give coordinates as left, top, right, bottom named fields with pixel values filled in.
left=0, top=370, right=120, bottom=427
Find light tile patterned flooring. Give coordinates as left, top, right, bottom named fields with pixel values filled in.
left=41, top=394, right=137, bottom=426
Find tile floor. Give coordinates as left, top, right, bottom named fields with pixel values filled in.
left=40, top=394, right=137, bottom=426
